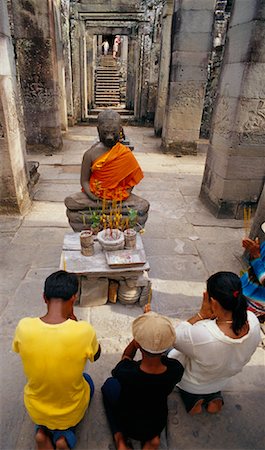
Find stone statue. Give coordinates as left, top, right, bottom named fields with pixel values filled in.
left=64, top=110, right=149, bottom=232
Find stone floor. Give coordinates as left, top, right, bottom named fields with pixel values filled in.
left=0, top=125, right=264, bottom=450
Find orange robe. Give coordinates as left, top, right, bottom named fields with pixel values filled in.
left=89, top=142, right=144, bottom=200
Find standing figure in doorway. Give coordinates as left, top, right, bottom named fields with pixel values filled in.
left=102, top=39, right=109, bottom=56
left=113, top=35, right=121, bottom=59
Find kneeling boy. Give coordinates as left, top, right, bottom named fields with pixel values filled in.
left=12, top=270, right=101, bottom=450
left=102, top=312, right=184, bottom=450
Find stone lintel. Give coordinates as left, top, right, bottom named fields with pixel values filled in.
left=161, top=138, right=197, bottom=156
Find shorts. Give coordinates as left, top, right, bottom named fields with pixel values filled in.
left=35, top=373, right=94, bottom=449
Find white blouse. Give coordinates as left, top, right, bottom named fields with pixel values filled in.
left=168, top=311, right=261, bottom=394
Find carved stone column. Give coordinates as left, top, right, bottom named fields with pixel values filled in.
left=126, top=34, right=138, bottom=111
left=0, top=0, right=31, bottom=214
left=86, top=33, right=95, bottom=111
left=11, top=0, right=62, bottom=152
left=200, top=0, right=265, bottom=217
left=60, top=0, right=74, bottom=126
left=71, top=17, right=82, bottom=121
left=154, top=0, right=174, bottom=136
left=162, top=0, right=215, bottom=154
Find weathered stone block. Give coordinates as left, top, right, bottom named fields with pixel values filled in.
left=226, top=156, right=265, bottom=180
left=171, top=50, right=210, bottom=68
left=168, top=81, right=205, bottom=107
left=236, top=98, right=265, bottom=145
left=163, top=128, right=200, bottom=144
left=227, top=22, right=265, bottom=63
left=170, top=64, right=208, bottom=83
left=165, top=108, right=204, bottom=132
left=173, top=31, right=212, bottom=53
left=240, top=64, right=265, bottom=99
left=179, top=10, right=214, bottom=34
left=79, top=276, right=108, bottom=306
left=230, top=0, right=265, bottom=27
left=211, top=96, right=238, bottom=136
left=181, top=0, right=215, bottom=10
left=219, top=63, right=245, bottom=98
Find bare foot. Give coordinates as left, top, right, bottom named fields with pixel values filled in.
left=35, top=429, right=53, bottom=450
left=206, top=398, right=223, bottom=414
left=189, top=399, right=204, bottom=416
left=56, top=436, right=70, bottom=450
left=143, top=435, right=160, bottom=449
left=114, top=432, right=131, bottom=450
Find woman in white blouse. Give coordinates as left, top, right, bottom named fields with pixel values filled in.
left=168, top=271, right=261, bottom=415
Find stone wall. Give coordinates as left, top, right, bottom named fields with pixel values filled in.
left=11, top=0, right=63, bottom=152
left=200, top=0, right=265, bottom=218
left=0, top=0, right=31, bottom=214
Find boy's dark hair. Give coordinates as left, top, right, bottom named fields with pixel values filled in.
left=44, top=271, right=78, bottom=301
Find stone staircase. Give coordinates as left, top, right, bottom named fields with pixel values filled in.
left=95, top=56, right=121, bottom=106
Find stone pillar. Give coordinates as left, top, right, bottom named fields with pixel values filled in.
left=60, top=0, right=74, bottom=126
left=126, top=34, right=138, bottom=111
left=86, top=33, right=96, bottom=111
left=120, top=35, right=128, bottom=62
left=162, top=0, right=215, bottom=155
left=11, top=0, right=62, bottom=152
left=0, top=0, right=31, bottom=214
left=200, top=0, right=265, bottom=218
left=53, top=1, right=68, bottom=131
left=80, top=29, right=87, bottom=121
left=154, top=0, right=174, bottom=136
left=71, top=18, right=81, bottom=121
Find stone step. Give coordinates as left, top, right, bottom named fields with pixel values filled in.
left=95, top=98, right=121, bottom=103
left=96, top=76, right=120, bottom=80
left=89, top=108, right=133, bottom=115
left=86, top=113, right=135, bottom=124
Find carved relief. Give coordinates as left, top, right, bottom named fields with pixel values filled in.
left=212, top=87, right=234, bottom=139
left=23, top=83, right=59, bottom=110
left=239, top=99, right=265, bottom=144
left=171, top=82, right=204, bottom=108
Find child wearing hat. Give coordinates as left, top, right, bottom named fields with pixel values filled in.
left=101, top=312, right=184, bottom=450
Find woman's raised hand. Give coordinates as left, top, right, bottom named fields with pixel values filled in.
left=199, top=291, right=216, bottom=320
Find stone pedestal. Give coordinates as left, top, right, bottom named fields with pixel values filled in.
left=162, top=0, right=215, bottom=155
left=60, top=232, right=151, bottom=307
left=11, top=0, right=62, bottom=152
left=200, top=0, right=265, bottom=217
left=0, top=0, right=31, bottom=214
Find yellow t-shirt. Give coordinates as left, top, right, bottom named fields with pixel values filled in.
left=12, top=318, right=99, bottom=429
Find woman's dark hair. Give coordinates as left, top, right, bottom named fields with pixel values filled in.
left=44, top=270, right=78, bottom=301
left=207, top=271, right=247, bottom=335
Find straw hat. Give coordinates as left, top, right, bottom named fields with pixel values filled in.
left=132, top=312, right=176, bottom=354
